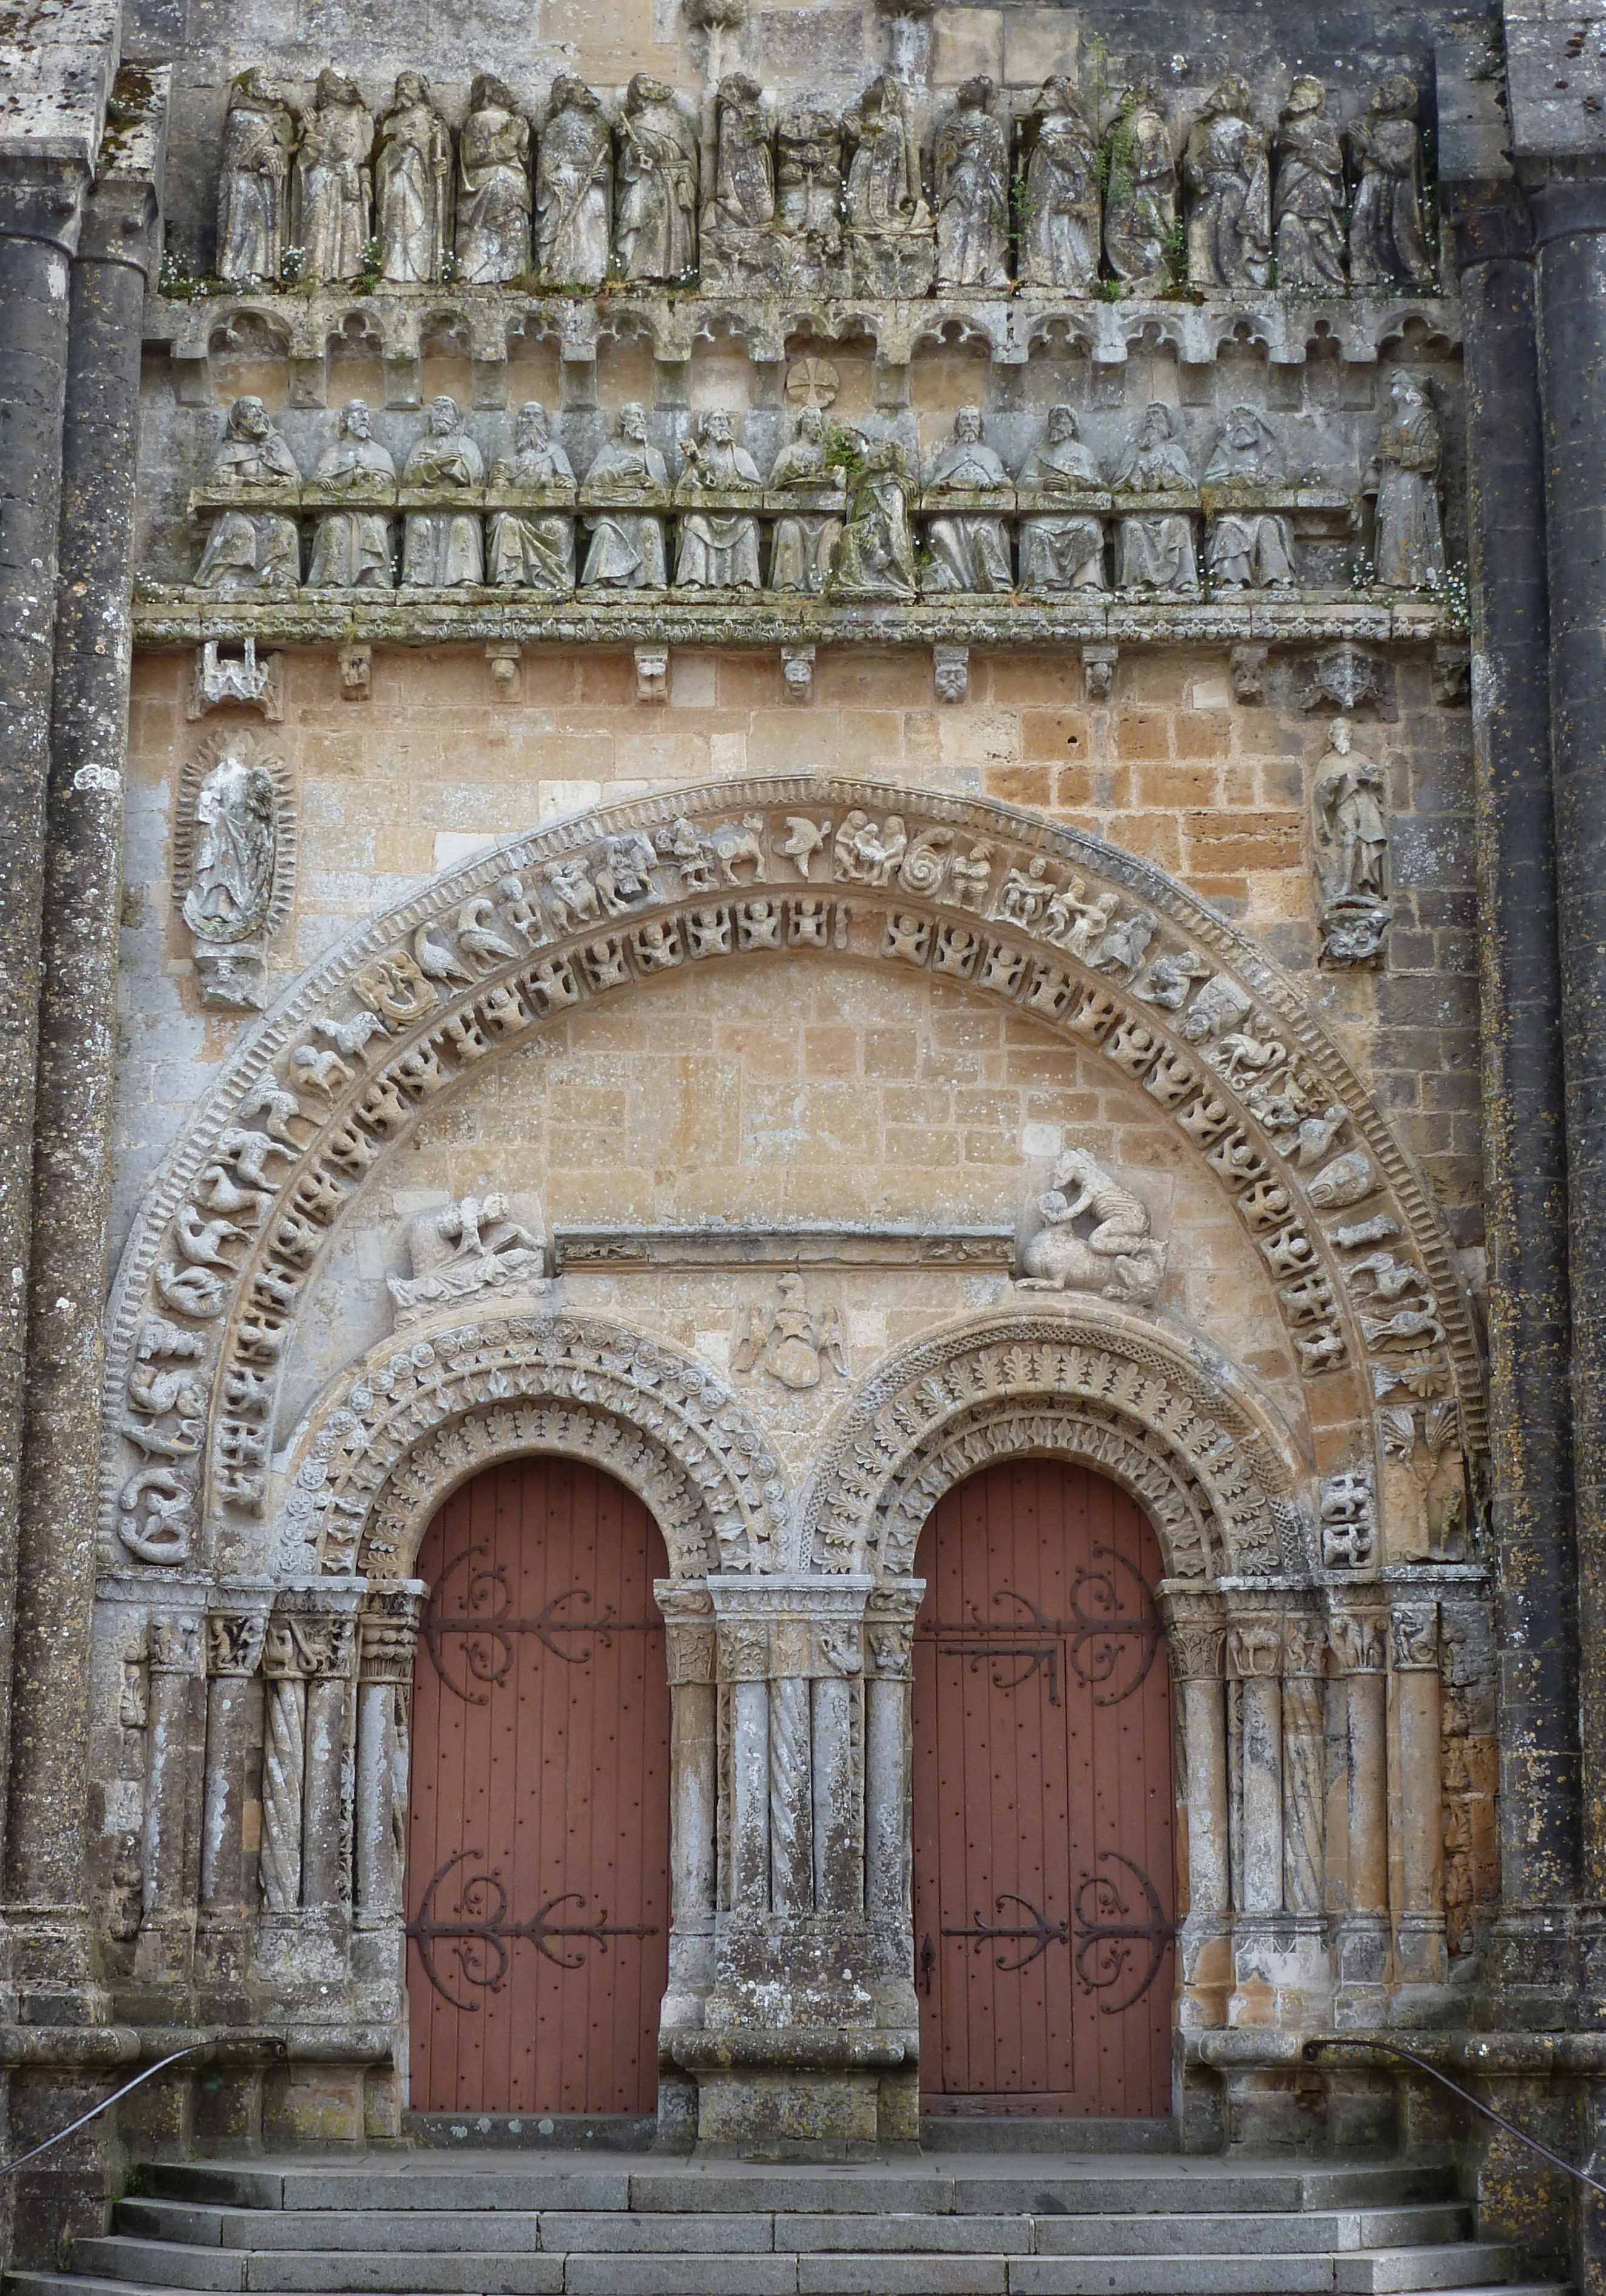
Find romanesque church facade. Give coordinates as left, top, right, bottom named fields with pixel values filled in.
left=0, top=0, right=1600, bottom=2283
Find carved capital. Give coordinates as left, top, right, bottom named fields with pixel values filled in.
left=1226, top=1620, right=1283, bottom=1680
left=206, top=1611, right=268, bottom=1677
left=147, top=1614, right=203, bottom=1675
left=1282, top=1609, right=1328, bottom=1680
left=865, top=1621, right=914, bottom=1680
left=665, top=1621, right=717, bottom=1685
left=1328, top=1606, right=1388, bottom=1674
left=358, top=1591, right=423, bottom=1683
left=1391, top=1600, right=1440, bottom=1671
left=718, top=1618, right=771, bottom=1682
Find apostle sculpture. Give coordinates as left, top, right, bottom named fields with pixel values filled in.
left=1203, top=405, right=1297, bottom=589
left=675, top=410, right=763, bottom=588
left=1017, top=406, right=1107, bottom=592
left=1349, top=74, right=1434, bottom=292
left=923, top=407, right=1014, bottom=594
left=1102, top=86, right=1177, bottom=294
left=1367, top=373, right=1445, bottom=587
left=933, top=76, right=1010, bottom=291
left=216, top=69, right=294, bottom=283
left=375, top=73, right=453, bottom=284
left=581, top=405, right=669, bottom=589
left=845, top=75, right=934, bottom=294
left=401, top=396, right=485, bottom=587
left=1112, top=402, right=1199, bottom=594
left=306, top=400, right=395, bottom=588
left=768, top=406, right=846, bottom=594
left=704, top=72, right=775, bottom=283
left=1184, top=75, right=1271, bottom=289
left=1021, top=76, right=1101, bottom=293
left=537, top=77, right=612, bottom=288
left=1274, top=76, right=1345, bottom=293
left=195, top=399, right=302, bottom=594
left=829, top=435, right=919, bottom=601
left=291, top=69, right=373, bottom=284
left=616, top=73, right=699, bottom=282
left=455, top=75, right=531, bottom=285
left=487, top=402, right=576, bottom=592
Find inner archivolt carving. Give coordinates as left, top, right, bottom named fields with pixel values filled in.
left=282, top=1311, right=786, bottom=1580
left=800, top=1311, right=1305, bottom=1581
left=101, top=774, right=1479, bottom=1581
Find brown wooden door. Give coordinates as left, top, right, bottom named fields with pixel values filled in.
left=406, top=1458, right=671, bottom=2116
left=912, top=1459, right=1176, bottom=2117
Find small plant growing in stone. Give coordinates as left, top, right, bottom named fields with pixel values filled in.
left=1423, top=560, right=1471, bottom=631
left=158, top=247, right=207, bottom=301
left=358, top=237, right=384, bottom=294
left=280, top=243, right=306, bottom=286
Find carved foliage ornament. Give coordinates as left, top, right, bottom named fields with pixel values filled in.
left=104, top=779, right=1479, bottom=1572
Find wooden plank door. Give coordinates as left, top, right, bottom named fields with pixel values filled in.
left=912, top=1459, right=1176, bottom=2117
left=406, top=1457, right=672, bottom=2115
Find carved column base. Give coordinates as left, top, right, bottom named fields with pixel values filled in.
left=1331, top=1911, right=1392, bottom=2030
left=1227, top=1911, right=1331, bottom=2032
left=1175, top=1913, right=1232, bottom=2032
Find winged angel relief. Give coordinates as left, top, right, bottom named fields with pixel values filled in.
left=732, top=1275, right=849, bottom=1391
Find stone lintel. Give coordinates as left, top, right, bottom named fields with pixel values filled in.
left=553, top=1220, right=1014, bottom=1270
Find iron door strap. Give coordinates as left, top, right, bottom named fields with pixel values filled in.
left=937, top=1853, right=1175, bottom=2012
left=916, top=1549, right=1160, bottom=1708
left=407, top=1849, right=660, bottom=2012
left=422, top=1543, right=663, bottom=1700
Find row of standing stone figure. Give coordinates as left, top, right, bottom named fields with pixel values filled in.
left=215, top=62, right=1434, bottom=295
left=193, top=379, right=1444, bottom=598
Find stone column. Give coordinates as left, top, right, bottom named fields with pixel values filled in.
left=656, top=1583, right=718, bottom=2007
left=197, top=1598, right=270, bottom=1979
left=258, top=1614, right=309, bottom=1919
left=135, top=1614, right=204, bottom=1984
left=768, top=1625, right=815, bottom=1917
left=721, top=1616, right=771, bottom=1916
left=1391, top=1600, right=1446, bottom=1990
left=1281, top=1611, right=1327, bottom=1919
left=1226, top=1617, right=1284, bottom=1914
left=1520, top=121, right=1606, bottom=1961
left=353, top=1589, right=423, bottom=1943
left=1446, top=158, right=1581, bottom=2008
left=1328, top=1605, right=1390, bottom=2019
left=812, top=1620, right=865, bottom=1917
left=299, top=1606, right=359, bottom=1930
left=7, top=84, right=167, bottom=2027
left=0, top=132, right=92, bottom=1927
left=1159, top=1594, right=1229, bottom=2032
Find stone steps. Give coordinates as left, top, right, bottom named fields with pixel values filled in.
left=3, top=2153, right=1568, bottom=2296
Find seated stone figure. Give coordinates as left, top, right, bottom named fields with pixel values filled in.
left=307, top=400, right=396, bottom=590
left=768, top=406, right=845, bottom=594
left=675, top=409, right=763, bottom=589
left=487, top=402, right=576, bottom=593
left=1112, top=402, right=1199, bottom=595
left=829, top=436, right=919, bottom=601
left=1203, top=404, right=1297, bottom=590
left=922, top=406, right=1013, bottom=595
left=1017, top=405, right=1107, bottom=593
left=195, top=397, right=302, bottom=595
left=402, top=396, right=485, bottom=588
left=582, top=405, right=669, bottom=590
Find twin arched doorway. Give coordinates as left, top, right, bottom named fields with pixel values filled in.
left=403, top=1453, right=1176, bottom=2123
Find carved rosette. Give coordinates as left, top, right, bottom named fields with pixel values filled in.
left=103, top=777, right=1482, bottom=1584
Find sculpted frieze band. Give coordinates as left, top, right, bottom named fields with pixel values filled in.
left=101, top=778, right=1479, bottom=1580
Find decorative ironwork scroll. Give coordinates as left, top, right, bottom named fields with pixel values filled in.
left=917, top=1550, right=1160, bottom=1708
left=1071, top=1850, right=1175, bottom=2014
left=406, top=1848, right=660, bottom=2012
left=421, top=1544, right=661, bottom=1702
left=943, top=1893, right=1071, bottom=1973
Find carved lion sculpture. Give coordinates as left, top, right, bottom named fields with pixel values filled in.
left=1016, top=1146, right=1167, bottom=1308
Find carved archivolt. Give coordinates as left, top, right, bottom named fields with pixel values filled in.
left=101, top=773, right=1479, bottom=1579
left=797, top=1310, right=1305, bottom=1581
left=280, top=1311, right=786, bottom=1580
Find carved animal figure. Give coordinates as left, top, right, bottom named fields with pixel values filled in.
left=312, top=1009, right=390, bottom=1061
left=1016, top=1148, right=1167, bottom=1308
left=706, top=816, right=768, bottom=883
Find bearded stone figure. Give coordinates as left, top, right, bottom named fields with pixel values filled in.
left=933, top=75, right=1010, bottom=290
left=1021, top=76, right=1101, bottom=292
left=581, top=404, right=669, bottom=589
left=401, top=397, right=485, bottom=587
left=1017, top=406, right=1107, bottom=592
left=675, top=410, right=763, bottom=588
left=536, top=77, right=612, bottom=288
left=923, top=407, right=1014, bottom=594
left=375, top=73, right=453, bottom=283
left=1274, top=75, right=1345, bottom=292
left=1349, top=74, right=1434, bottom=291
left=195, top=398, right=302, bottom=594
left=1184, top=75, right=1271, bottom=289
left=307, top=400, right=396, bottom=589
left=1203, top=405, right=1297, bottom=589
left=216, top=69, right=294, bottom=282
left=488, top=403, right=576, bottom=592
left=456, top=74, right=532, bottom=284
left=768, top=406, right=845, bottom=594
left=1102, top=87, right=1176, bottom=294
left=291, top=69, right=373, bottom=283
left=615, top=74, right=699, bottom=282
left=707, top=73, right=775, bottom=238
left=1366, top=373, right=1445, bottom=587
left=1112, top=402, right=1198, bottom=593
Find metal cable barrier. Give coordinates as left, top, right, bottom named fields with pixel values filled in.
left=1304, top=2035, right=1606, bottom=2202
left=0, top=2045, right=212, bottom=2180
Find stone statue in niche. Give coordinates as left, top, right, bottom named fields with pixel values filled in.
left=455, top=75, right=531, bottom=286
left=217, top=69, right=294, bottom=283
left=1112, top=402, right=1198, bottom=594
left=1349, top=74, right=1434, bottom=292
left=829, top=436, right=919, bottom=601
left=1203, top=405, right=1297, bottom=589
left=1314, top=716, right=1391, bottom=965
left=1367, top=374, right=1445, bottom=588
left=933, top=75, right=1010, bottom=290
left=1016, top=1148, right=1167, bottom=1308
left=676, top=411, right=763, bottom=589
left=923, top=406, right=1013, bottom=594
left=732, top=1275, right=848, bottom=1390
left=581, top=404, right=669, bottom=589
left=1274, top=76, right=1345, bottom=294
left=775, top=103, right=844, bottom=280
left=845, top=75, right=934, bottom=295
left=488, top=402, right=576, bottom=592
left=291, top=69, right=373, bottom=284
left=388, top=1194, right=547, bottom=1324
left=615, top=73, right=699, bottom=282
left=1021, top=76, right=1101, bottom=293
left=1017, top=405, right=1107, bottom=592
left=1103, top=86, right=1177, bottom=294
left=307, top=401, right=395, bottom=589
left=768, top=406, right=846, bottom=593
left=537, top=77, right=612, bottom=289
left=178, top=733, right=283, bottom=1009
left=376, top=73, right=453, bottom=284
left=195, top=399, right=301, bottom=596
left=704, top=72, right=775, bottom=283
left=1184, top=75, right=1271, bottom=289
left=401, top=396, right=484, bottom=588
